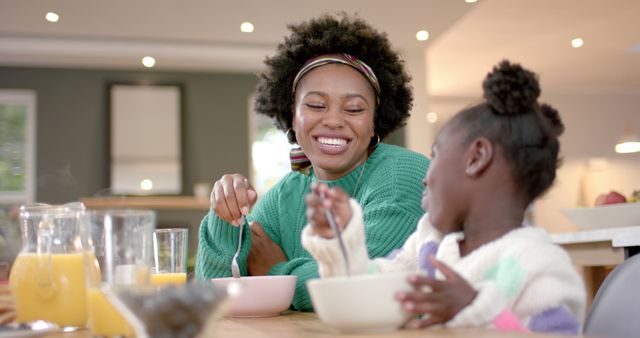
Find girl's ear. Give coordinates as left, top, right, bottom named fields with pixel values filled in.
left=465, top=137, right=493, bottom=177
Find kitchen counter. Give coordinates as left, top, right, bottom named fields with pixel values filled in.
left=549, top=225, right=640, bottom=306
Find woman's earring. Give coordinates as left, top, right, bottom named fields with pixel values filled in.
left=286, top=128, right=297, bottom=144
left=368, top=133, right=381, bottom=149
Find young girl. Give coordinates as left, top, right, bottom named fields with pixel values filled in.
left=302, top=60, right=586, bottom=334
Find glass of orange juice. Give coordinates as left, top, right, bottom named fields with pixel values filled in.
left=85, top=209, right=155, bottom=337
left=9, top=203, right=89, bottom=329
left=151, top=228, right=188, bottom=286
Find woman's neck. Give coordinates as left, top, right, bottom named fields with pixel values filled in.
left=312, top=151, right=371, bottom=181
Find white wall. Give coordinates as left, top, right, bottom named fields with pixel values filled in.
left=402, top=48, right=436, bottom=157
left=534, top=93, right=640, bottom=232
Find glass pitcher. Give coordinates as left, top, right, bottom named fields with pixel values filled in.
left=8, top=202, right=89, bottom=329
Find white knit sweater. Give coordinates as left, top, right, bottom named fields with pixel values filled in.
left=302, top=200, right=586, bottom=334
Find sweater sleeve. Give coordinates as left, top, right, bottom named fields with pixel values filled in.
left=195, top=211, right=250, bottom=279
left=446, top=243, right=586, bottom=335
left=302, top=200, right=436, bottom=277
left=196, top=174, right=288, bottom=280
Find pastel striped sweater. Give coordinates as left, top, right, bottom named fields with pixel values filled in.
left=302, top=200, right=587, bottom=334
left=195, top=143, right=429, bottom=311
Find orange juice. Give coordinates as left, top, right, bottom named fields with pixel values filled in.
left=150, top=272, right=187, bottom=286
left=87, top=288, right=134, bottom=337
left=9, top=253, right=88, bottom=327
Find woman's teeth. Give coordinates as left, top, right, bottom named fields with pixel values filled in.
left=317, top=137, right=347, bottom=146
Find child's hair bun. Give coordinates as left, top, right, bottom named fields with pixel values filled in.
left=540, top=103, right=565, bottom=137
left=482, top=60, right=540, bottom=116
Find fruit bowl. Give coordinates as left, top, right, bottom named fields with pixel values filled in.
left=562, top=203, right=640, bottom=230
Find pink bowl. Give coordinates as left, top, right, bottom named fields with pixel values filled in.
left=211, top=275, right=297, bottom=318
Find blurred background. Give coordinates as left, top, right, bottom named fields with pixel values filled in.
left=1, top=0, right=639, bottom=266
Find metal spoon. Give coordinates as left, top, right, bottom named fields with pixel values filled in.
left=231, top=178, right=251, bottom=279
left=231, top=217, right=244, bottom=278
left=324, top=202, right=351, bottom=277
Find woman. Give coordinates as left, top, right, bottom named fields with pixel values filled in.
left=196, top=13, right=429, bottom=311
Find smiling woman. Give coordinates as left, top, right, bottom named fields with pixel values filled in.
left=196, top=13, right=429, bottom=311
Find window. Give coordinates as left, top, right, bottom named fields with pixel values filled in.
left=248, top=97, right=292, bottom=197
left=0, top=89, right=36, bottom=204
left=0, top=89, right=35, bottom=265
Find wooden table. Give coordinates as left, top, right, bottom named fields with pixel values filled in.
left=44, top=312, right=592, bottom=338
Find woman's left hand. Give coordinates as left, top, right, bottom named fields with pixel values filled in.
left=397, top=256, right=477, bottom=329
left=247, top=222, right=287, bottom=276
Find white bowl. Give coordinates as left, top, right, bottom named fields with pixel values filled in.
left=562, top=203, right=640, bottom=230
left=307, top=273, right=413, bottom=333
left=210, top=275, right=296, bottom=318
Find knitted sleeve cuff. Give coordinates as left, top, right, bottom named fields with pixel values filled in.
left=195, top=211, right=250, bottom=278
left=446, top=282, right=505, bottom=328
left=301, top=199, right=371, bottom=277
left=267, top=261, right=287, bottom=276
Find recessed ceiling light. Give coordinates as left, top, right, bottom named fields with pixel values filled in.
left=426, top=112, right=438, bottom=124
left=571, top=38, right=584, bottom=48
left=240, top=22, right=254, bottom=33
left=142, top=56, right=156, bottom=68
left=465, top=0, right=478, bottom=3
left=416, top=30, right=430, bottom=42
left=45, top=12, right=59, bottom=23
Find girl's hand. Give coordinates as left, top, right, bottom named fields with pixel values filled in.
left=397, top=256, right=477, bottom=329
left=304, top=183, right=352, bottom=238
left=211, top=174, right=257, bottom=226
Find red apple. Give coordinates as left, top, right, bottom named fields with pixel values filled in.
left=594, top=194, right=607, bottom=206
left=604, top=191, right=627, bottom=205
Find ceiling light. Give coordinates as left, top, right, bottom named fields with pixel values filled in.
left=465, top=0, right=478, bottom=3
left=571, top=38, right=584, bottom=48
left=615, top=124, right=640, bottom=154
left=426, top=112, right=438, bottom=124
left=141, top=56, right=156, bottom=68
left=240, top=22, right=254, bottom=33
left=416, top=30, right=430, bottom=42
left=45, top=12, right=59, bottom=23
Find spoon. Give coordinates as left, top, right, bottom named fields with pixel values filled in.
left=323, top=198, right=351, bottom=277
left=231, top=217, right=244, bottom=278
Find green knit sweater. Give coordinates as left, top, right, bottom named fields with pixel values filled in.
left=195, top=143, right=429, bottom=311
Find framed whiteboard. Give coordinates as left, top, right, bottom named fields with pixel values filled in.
left=109, top=84, right=183, bottom=195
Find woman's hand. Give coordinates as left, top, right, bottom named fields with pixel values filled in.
left=397, top=256, right=477, bottom=329
left=304, top=183, right=352, bottom=238
left=211, top=174, right=258, bottom=226
left=247, top=222, right=287, bottom=276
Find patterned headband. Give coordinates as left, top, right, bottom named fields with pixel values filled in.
left=291, top=53, right=381, bottom=100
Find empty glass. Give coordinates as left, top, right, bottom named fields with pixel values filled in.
left=84, top=209, right=155, bottom=337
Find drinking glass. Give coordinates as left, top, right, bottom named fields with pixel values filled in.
left=84, top=209, right=155, bottom=337
left=151, top=228, right=188, bottom=286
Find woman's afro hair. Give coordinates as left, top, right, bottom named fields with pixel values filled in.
left=254, top=13, right=413, bottom=140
